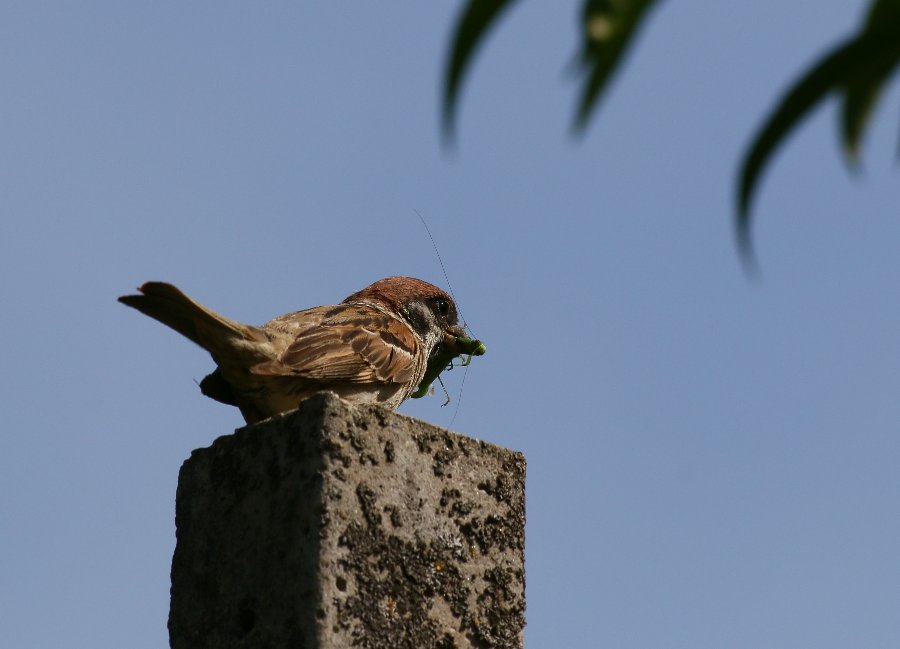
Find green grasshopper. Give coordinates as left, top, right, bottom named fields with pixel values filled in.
left=410, top=334, right=486, bottom=401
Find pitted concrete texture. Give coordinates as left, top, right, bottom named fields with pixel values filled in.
left=169, top=392, right=526, bottom=649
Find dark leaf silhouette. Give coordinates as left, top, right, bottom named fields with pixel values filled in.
left=841, top=0, right=900, bottom=163
left=442, top=0, right=520, bottom=143
left=441, top=0, right=900, bottom=266
left=573, top=0, right=660, bottom=132
left=736, top=0, right=900, bottom=262
left=736, top=40, right=862, bottom=258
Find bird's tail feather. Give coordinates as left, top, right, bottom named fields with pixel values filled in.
left=118, top=282, right=264, bottom=353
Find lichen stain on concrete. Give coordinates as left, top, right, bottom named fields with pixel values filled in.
left=317, top=398, right=525, bottom=648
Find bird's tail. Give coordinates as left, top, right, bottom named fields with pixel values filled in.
left=118, top=282, right=266, bottom=354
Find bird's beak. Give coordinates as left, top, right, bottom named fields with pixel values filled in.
left=445, top=324, right=467, bottom=340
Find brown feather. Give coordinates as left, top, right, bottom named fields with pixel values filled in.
left=251, top=304, right=419, bottom=385
left=117, top=282, right=265, bottom=353
left=119, top=276, right=470, bottom=423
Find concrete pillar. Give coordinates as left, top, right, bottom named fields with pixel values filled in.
left=169, top=392, right=525, bottom=648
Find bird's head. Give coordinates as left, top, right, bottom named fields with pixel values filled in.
left=343, top=276, right=465, bottom=354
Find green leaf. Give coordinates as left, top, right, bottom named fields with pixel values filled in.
left=841, top=3, right=900, bottom=163
left=737, top=0, right=900, bottom=262
left=863, top=0, right=900, bottom=26
left=842, top=72, right=892, bottom=166
left=736, top=38, right=864, bottom=259
left=573, top=0, right=659, bottom=132
left=442, top=0, right=520, bottom=143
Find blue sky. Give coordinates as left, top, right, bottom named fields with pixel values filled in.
left=2, top=1, right=900, bottom=647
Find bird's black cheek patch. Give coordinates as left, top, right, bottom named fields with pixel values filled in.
left=403, top=304, right=432, bottom=339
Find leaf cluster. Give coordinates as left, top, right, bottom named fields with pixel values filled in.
left=442, top=0, right=900, bottom=262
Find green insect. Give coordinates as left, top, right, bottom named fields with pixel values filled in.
left=411, top=335, right=486, bottom=401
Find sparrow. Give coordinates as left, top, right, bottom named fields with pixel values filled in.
left=118, top=277, right=485, bottom=423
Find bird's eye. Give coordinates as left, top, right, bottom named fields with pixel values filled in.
left=435, top=298, right=450, bottom=318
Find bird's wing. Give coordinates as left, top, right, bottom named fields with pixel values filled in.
left=251, top=305, right=420, bottom=385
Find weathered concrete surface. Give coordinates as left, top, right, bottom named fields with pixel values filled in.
left=169, top=392, right=526, bottom=649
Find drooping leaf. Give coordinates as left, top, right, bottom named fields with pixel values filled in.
left=736, top=38, right=865, bottom=259
left=737, top=0, right=900, bottom=262
left=442, top=0, right=521, bottom=143
left=863, top=0, right=900, bottom=26
left=573, top=0, right=660, bottom=132
left=841, top=1, right=900, bottom=163
left=842, top=76, right=884, bottom=165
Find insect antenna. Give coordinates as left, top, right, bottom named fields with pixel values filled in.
left=414, top=209, right=476, bottom=337
left=414, top=209, right=474, bottom=427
